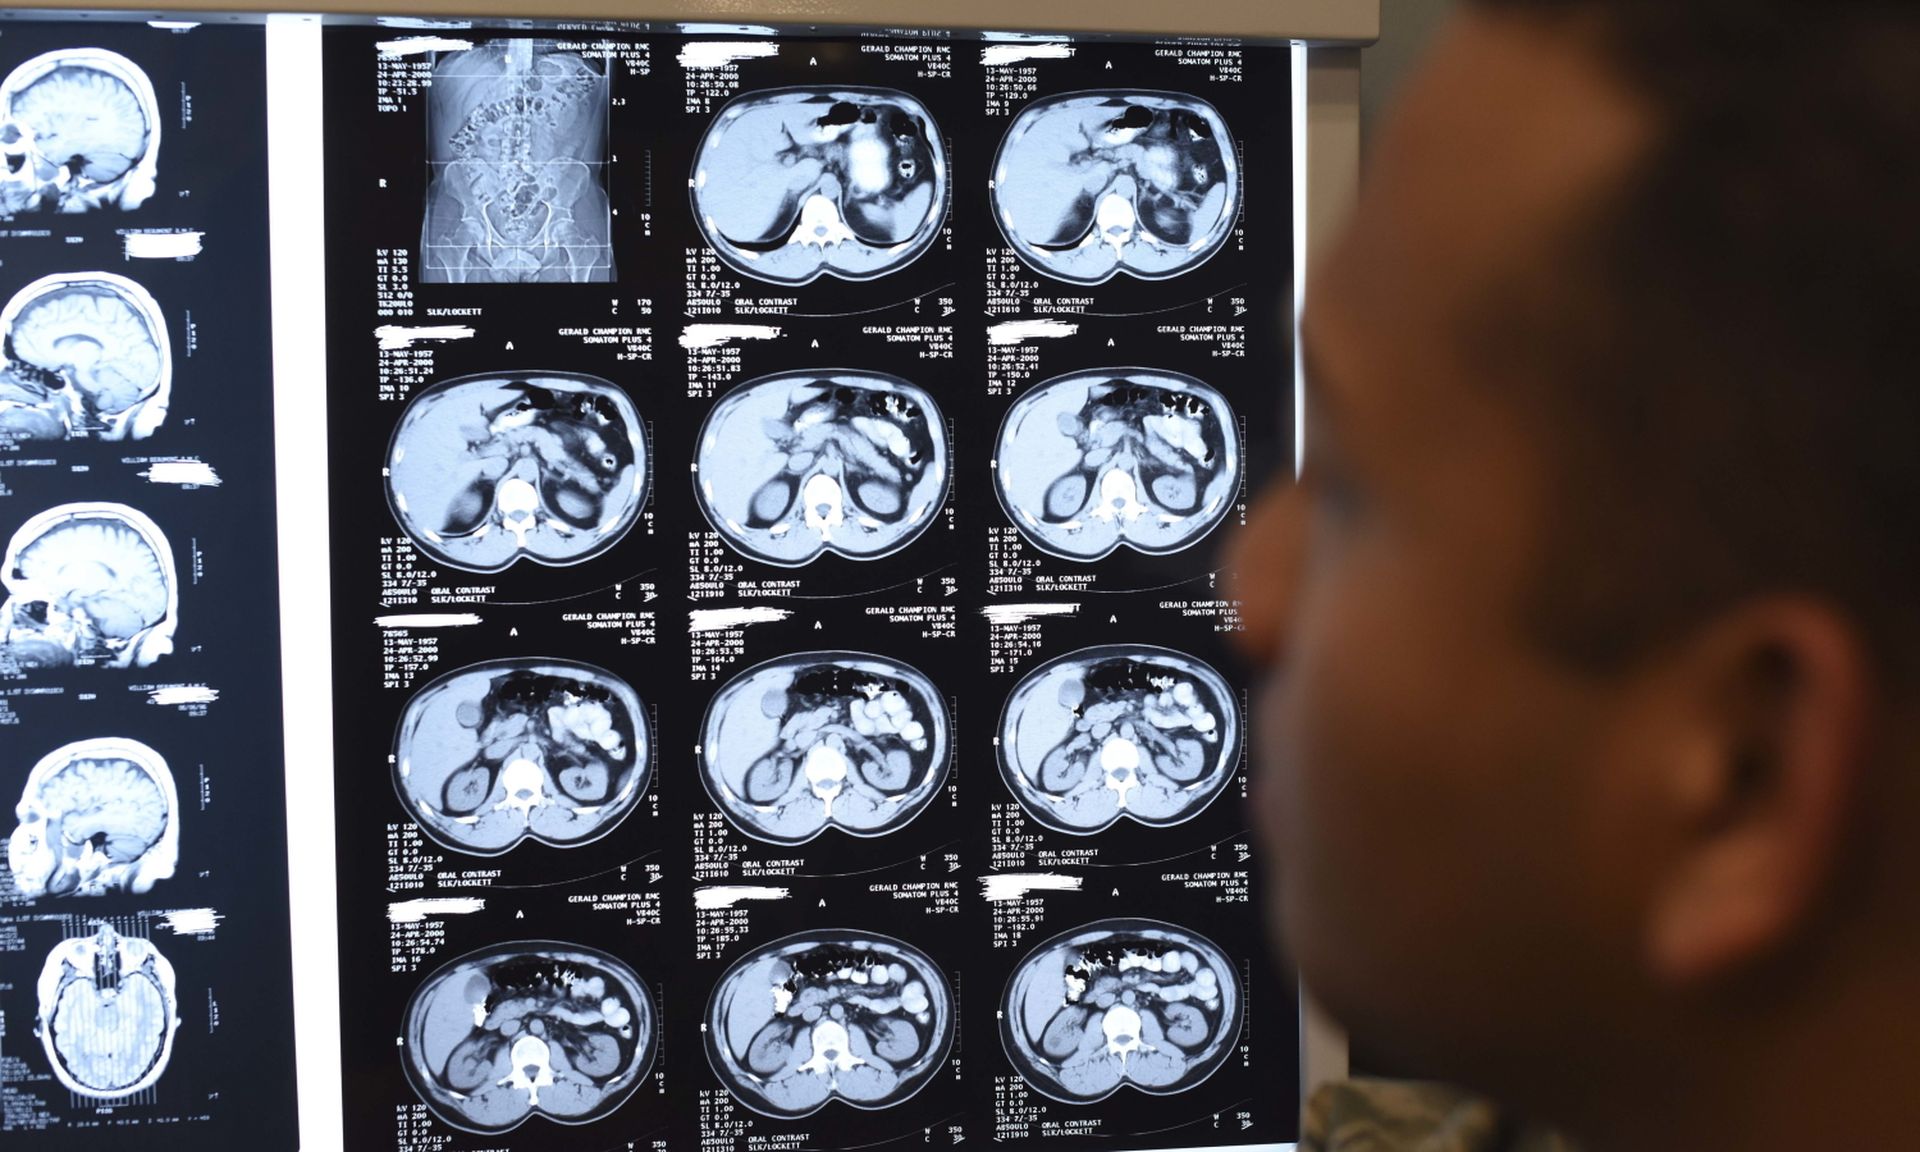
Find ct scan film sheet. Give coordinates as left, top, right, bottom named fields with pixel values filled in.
left=322, top=24, right=1296, bottom=1152
left=0, top=19, right=299, bottom=1151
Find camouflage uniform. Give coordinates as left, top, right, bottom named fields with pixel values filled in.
left=1303, top=1079, right=1580, bottom=1152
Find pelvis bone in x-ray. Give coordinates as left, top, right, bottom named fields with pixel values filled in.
left=0, top=271, right=171, bottom=442
left=394, top=658, right=651, bottom=855
left=706, top=930, right=954, bottom=1118
left=692, top=87, right=948, bottom=284
left=1, top=501, right=178, bottom=670
left=995, top=368, right=1238, bottom=561
left=999, top=645, right=1238, bottom=834
left=700, top=652, right=950, bottom=845
left=386, top=372, right=648, bottom=572
left=695, top=371, right=946, bottom=566
left=422, top=39, right=613, bottom=283
left=0, top=48, right=160, bottom=215
left=9, top=737, right=180, bottom=899
left=402, top=943, right=656, bottom=1134
left=1001, top=919, right=1241, bottom=1104
left=992, top=91, right=1237, bottom=284
left=37, top=923, right=180, bottom=1099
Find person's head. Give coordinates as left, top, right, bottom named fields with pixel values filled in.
left=1236, top=0, right=1920, bottom=1138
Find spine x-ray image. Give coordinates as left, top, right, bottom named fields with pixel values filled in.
left=1000, top=919, right=1241, bottom=1104
left=994, top=368, right=1239, bottom=561
left=705, top=930, right=953, bottom=1118
left=0, top=48, right=159, bottom=215
left=695, top=370, right=947, bottom=566
left=385, top=372, right=648, bottom=573
left=699, top=651, right=950, bottom=845
left=422, top=39, right=613, bottom=283
left=0, top=271, right=172, bottom=442
left=998, top=645, right=1238, bottom=835
left=9, top=737, right=180, bottom=898
left=1, top=501, right=178, bottom=670
left=401, top=942, right=656, bottom=1134
left=691, top=87, right=948, bottom=284
left=992, top=91, right=1238, bottom=284
left=393, top=658, right=651, bottom=855
left=36, top=923, right=181, bottom=1100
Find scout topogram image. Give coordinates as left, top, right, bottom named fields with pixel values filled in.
left=9, top=737, right=180, bottom=899
left=401, top=943, right=656, bottom=1134
left=1002, top=919, right=1242, bottom=1104
left=1, top=501, right=178, bottom=670
left=699, top=652, right=950, bottom=845
left=695, top=370, right=947, bottom=566
left=0, top=48, right=159, bottom=216
left=36, top=923, right=181, bottom=1100
left=998, top=646, right=1239, bottom=835
left=994, top=368, right=1239, bottom=561
left=691, top=87, right=948, bottom=284
left=422, top=38, right=613, bottom=283
left=993, top=91, right=1238, bottom=284
left=385, top=372, right=648, bottom=573
left=706, top=931, right=953, bottom=1118
left=0, top=271, right=172, bottom=443
left=393, top=658, right=651, bottom=855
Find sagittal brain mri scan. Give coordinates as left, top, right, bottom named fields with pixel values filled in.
left=999, top=646, right=1238, bottom=835
left=1002, top=919, right=1241, bottom=1104
left=36, top=923, right=180, bottom=1100
left=691, top=87, right=948, bottom=284
left=0, top=48, right=159, bottom=216
left=0, top=271, right=171, bottom=442
left=706, top=930, right=953, bottom=1118
left=9, top=737, right=179, bottom=899
left=394, top=658, right=651, bottom=855
left=995, top=368, right=1238, bottom=561
left=1, top=501, right=177, bottom=670
left=695, top=370, right=946, bottom=566
left=992, top=91, right=1238, bottom=284
left=402, top=943, right=656, bottom=1134
left=422, top=39, right=613, bottom=283
left=386, top=372, right=647, bottom=573
left=699, top=652, right=949, bottom=845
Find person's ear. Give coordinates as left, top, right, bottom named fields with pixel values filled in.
left=1644, top=598, right=1872, bottom=988
left=1223, top=479, right=1309, bottom=667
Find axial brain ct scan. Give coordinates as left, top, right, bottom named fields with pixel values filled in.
left=401, top=943, right=657, bottom=1134
left=385, top=372, right=648, bottom=573
left=1002, top=919, right=1241, bottom=1104
left=992, top=91, right=1237, bottom=284
left=695, top=370, right=947, bottom=566
left=422, top=38, right=613, bottom=283
left=36, top=923, right=181, bottom=1100
left=995, top=368, right=1238, bottom=561
left=393, top=658, right=652, bottom=855
left=0, top=271, right=171, bottom=442
left=999, top=646, right=1238, bottom=835
left=8, top=737, right=180, bottom=899
left=699, top=651, right=949, bottom=844
left=692, top=87, right=948, bottom=284
left=1, top=501, right=178, bottom=670
left=706, top=931, right=953, bottom=1118
left=0, top=48, right=159, bottom=215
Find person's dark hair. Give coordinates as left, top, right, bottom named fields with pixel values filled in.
left=1468, top=1, right=1920, bottom=677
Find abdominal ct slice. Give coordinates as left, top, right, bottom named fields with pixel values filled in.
left=692, top=87, right=949, bottom=284
left=0, top=48, right=161, bottom=216
left=9, top=737, right=181, bottom=899
left=402, top=942, right=656, bottom=1134
left=1, top=501, right=179, bottom=670
left=393, top=657, right=651, bottom=855
left=0, top=271, right=172, bottom=443
left=36, top=923, right=181, bottom=1100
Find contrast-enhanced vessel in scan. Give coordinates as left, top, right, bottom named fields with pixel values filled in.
left=422, top=39, right=614, bottom=283
left=698, top=651, right=950, bottom=844
left=705, top=930, right=954, bottom=1118
left=0, top=271, right=172, bottom=442
left=393, top=658, right=652, bottom=855
left=35, top=924, right=182, bottom=1100
left=0, top=501, right=178, bottom=670
left=1001, top=919, right=1242, bottom=1104
left=991, top=91, right=1238, bottom=284
left=400, top=943, right=658, bottom=1134
left=691, top=87, right=948, bottom=284
left=0, top=48, right=160, bottom=215
left=8, top=737, right=180, bottom=898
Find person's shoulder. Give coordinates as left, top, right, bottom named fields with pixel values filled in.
left=1302, top=1078, right=1579, bottom=1152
